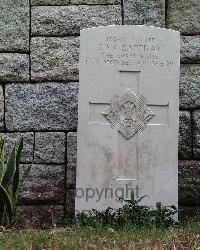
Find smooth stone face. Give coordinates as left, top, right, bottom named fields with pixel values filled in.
left=181, top=36, right=200, bottom=63
left=77, top=26, right=180, bottom=213
left=178, top=111, right=192, bottom=159
left=0, top=133, right=34, bottom=163
left=32, top=6, right=122, bottom=36
left=20, top=164, right=65, bottom=204
left=31, top=37, right=79, bottom=81
left=123, top=0, right=165, bottom=27
left=179, top=65, right=200, bottom=109
left=193, top=111, right=200, bottom=159
left=0, top=54, right=29, bottom=82
left=34, top=132, right=66, bottom=164
left=5, top=83, right=78, bottom=131
left=166, top=0, right=200, bottom=34
left=179, top=161, right=200, bottom=206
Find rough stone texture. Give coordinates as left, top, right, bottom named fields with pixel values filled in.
left=31, top=37, right=79, bottom=81
left=0, top=54, right=29, bottom=82
left=35, top=132, right=66, bottom=164
left=1, top=0, right=29, bottom=7
left=193, top=111, right=200, bottom=159
left=179, top=112, right=192, bottom=160
left=67, top=133, right=77, bottom=188
left=0, top=133, right=34, bottom=163
left=179, top=64, right=200, bottom=109
left=32, top=5, right=122, bottom=36
left=31, top=0, right=69, bottom=5
left=71, top=0, right=120, bottom=3
left=5, top=83, right=78, bottom=131
left=16, top=205, right=64, bottom=228
left=181, top=36, right=200, bottom=63
left=66, top=189, right=75, bottom=218
left=179, top=206, right=200, bottom=220
left=0, top=6, right=29, bottom=52
left=20, top=164, right=65, bottom=204
left=67, top=164, right=76, bottom=189
left=0, top=86, right=4, bottom=131
left=166, top=0, right=200, bottom=34
left=123, top=0, right=165, bottom=27
left=67, top=132, right=77, bottom=165
left=179, top=161, right=200, bottom=206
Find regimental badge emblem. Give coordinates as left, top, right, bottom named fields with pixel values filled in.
left=102, top=89, right=155, bottom=139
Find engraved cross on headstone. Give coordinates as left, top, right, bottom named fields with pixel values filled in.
left=89, top=70, right=169, bottom=198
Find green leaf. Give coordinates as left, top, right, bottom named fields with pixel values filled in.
left=136, top=195, right=149, bottom=203
left=156, top=202, right=162, bottom=212
left=13, top=139, right=23, bottom=197
left=0, top=140, right=5, bottom=221
left=0, top=160, right=4, bottom=185
left=16, top=139, right=23, bottom=167
left=0, top=139, right=4, bottom=157
left=7, top=187, right=12, bottom=198
left=0, top=184, right=13, bottom=225
left=2, top=145, right=17, bottom=188
left=0, top=139, right=5, bottom=183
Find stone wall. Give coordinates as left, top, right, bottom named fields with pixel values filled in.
left=0, top=0, right=199, bottom=227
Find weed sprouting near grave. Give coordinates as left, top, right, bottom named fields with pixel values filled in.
left=60, top=193, right=178, bottom=229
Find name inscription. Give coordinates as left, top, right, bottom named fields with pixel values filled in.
left=83, top=36, right=174, bottom=67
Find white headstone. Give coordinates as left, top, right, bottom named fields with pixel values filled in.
left=76, top=25, right=180, bottom=213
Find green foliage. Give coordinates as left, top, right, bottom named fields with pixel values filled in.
left=0, top=138, right=29, bottom=227
left=0, top=221, right=200, bottom=250
left=75, top=194, right=178, bottom=229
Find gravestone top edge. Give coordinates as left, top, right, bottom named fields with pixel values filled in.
left=80, top=25, right=180, bottom=35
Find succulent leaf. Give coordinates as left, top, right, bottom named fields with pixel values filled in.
left=0, top=184, right=13, bottom=225
left=0, top=138, right=24, bottom=226
left=0, top=139, right=5, bottom=183
left=2, top=145, right=17, bottom=188
left=13, top=139, right=23, bottom=197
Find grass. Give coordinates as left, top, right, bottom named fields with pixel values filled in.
left=0, top=221, right=199, bottom=249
